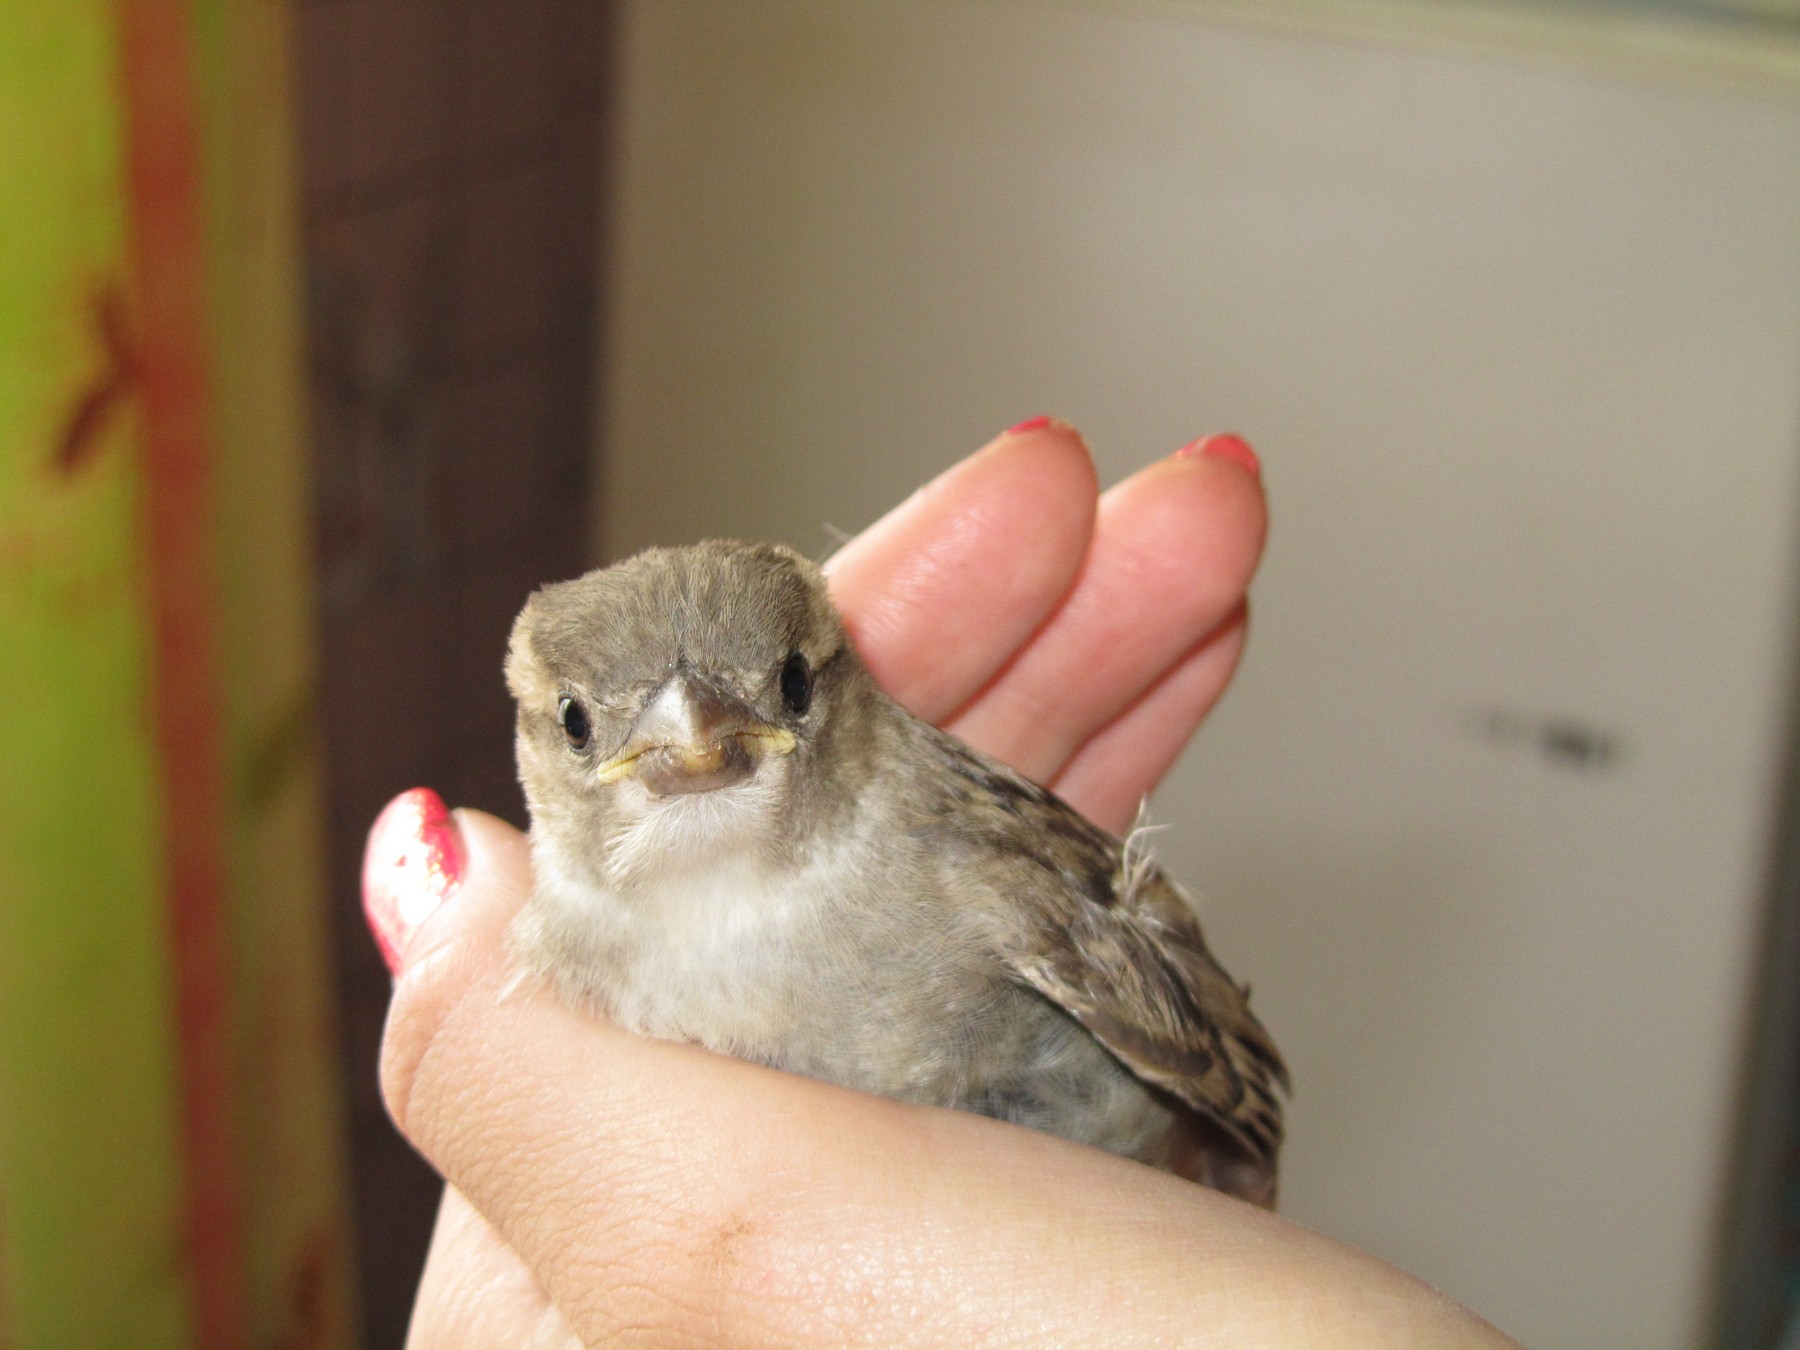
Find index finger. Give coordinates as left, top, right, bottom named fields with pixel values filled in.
left=824, top=418, right=1097, bottom=722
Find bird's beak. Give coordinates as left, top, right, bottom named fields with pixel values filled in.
left=595, top=671, right=795, bottom=796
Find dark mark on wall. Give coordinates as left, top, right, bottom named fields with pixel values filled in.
left=236, top=684, right=322, bottom=817
left=1465, top=705, right=1626, bottom=773
left=55, top=285, right=136, bottom=476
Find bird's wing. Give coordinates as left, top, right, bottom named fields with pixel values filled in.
left=925, top=733, right=1287, bottom=1198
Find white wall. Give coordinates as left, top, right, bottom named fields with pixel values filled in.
left=596, top=4, right=1800, bottom=1344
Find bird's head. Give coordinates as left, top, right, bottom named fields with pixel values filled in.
left=506, top=541, right=872, bottom=886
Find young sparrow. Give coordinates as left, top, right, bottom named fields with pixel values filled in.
left=506, top=541, right=1286, bottom=1204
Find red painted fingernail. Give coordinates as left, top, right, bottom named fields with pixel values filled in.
left=1004, top=414, right=1053, bottom=437
left=362, top=788, right=467, bottom=975
left=1178, top=432, right=1260, bottom=478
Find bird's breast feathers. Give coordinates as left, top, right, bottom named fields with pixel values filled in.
left=520, top=827, right=979, bottom=1069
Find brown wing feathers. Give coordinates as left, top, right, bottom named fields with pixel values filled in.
left=932, top=733, right=1287, bottom=1186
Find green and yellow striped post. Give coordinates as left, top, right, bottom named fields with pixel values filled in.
left=0, top=5, right=353, bottom=1347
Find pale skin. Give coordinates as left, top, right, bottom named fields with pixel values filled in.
left=379, top=420, right=1521, bottom=1348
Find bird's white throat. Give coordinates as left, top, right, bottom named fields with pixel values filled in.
left=599, top=768, right=787, bottom=883
left=530, top=804, right=824, bottom=1048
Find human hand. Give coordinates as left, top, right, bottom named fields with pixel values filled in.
left=369, top=421, right=1516, bottom=1346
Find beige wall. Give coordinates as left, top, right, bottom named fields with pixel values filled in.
left=595, top=4, right=1800, bottom=1345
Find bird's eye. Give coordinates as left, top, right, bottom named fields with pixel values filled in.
left=557, top=695, right=591, bottom=749
left=780, top=652, right=812, bottom=715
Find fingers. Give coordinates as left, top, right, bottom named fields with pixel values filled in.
left=377, top=808, right=1517, bottom=1350
left=945, top=446, right=1267, bottom=788
left=827, top=422, right=1268, bottom=814
left=824, top=418, right=1097, bottom=724
left=1050, top=605, right=1249, bottom=834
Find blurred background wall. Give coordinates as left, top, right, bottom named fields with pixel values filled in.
left=1, top=4, right=352, bottom=1347
left=292, top=3, right=610, bottom=1344
left=593, top=3, right=1800, bottom=1347
left=1, top=3, right=612, bottom=1348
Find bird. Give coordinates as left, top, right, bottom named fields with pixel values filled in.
left=505, top=539, right=1287, bottom=1204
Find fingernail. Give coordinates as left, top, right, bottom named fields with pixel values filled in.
left=363, top=788, right=467, bottom=975
left=1178, top=432, right=1260, bottom=479
left=1003, top=414, right=1054, bottom=437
